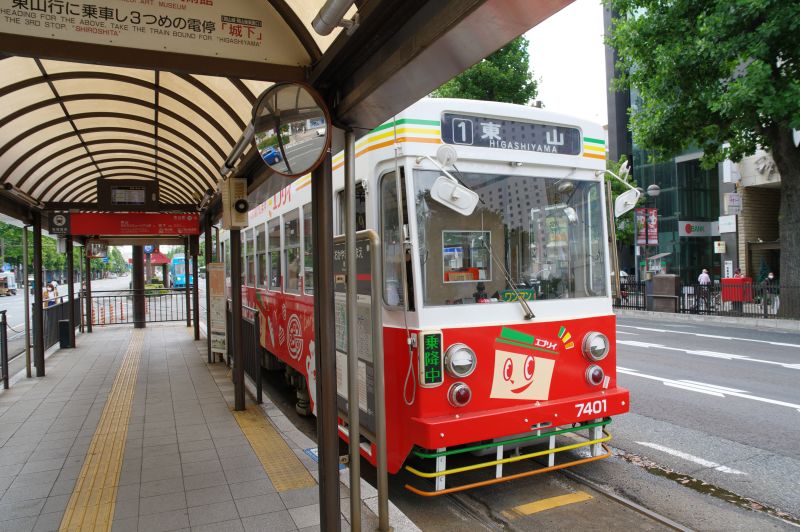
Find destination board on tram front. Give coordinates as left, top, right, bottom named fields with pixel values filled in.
left=441, top=113, right=582, bottom=155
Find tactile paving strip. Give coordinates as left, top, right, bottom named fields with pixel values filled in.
left=233, top=407, right=316, bottom=492
left=60, top=330, right=143, bottom=532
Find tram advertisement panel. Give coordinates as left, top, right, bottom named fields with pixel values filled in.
left=332, top=238, right=376, bottom=435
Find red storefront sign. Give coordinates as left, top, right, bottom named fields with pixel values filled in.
left=69, top=213, right=200, bottom=236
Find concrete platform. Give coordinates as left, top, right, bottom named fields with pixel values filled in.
left=0, top=323, right=417, bottom=532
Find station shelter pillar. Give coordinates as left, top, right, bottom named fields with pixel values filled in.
left=184, top=238, right=191, bottom=329
left=132, top=245, right=146, bottom=329
left=66, top=236, right=76, bottom=347
left=32, top=212, right=44, bottom=377
left=230, top=228, right=244, bottom=411
left=84, top=244, right=92, bottom=334
left=204, top=219, right=213, bottom=363
left=191, top=235, right=200, bottom=341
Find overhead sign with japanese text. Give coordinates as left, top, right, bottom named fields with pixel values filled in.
left=441, top=113, right=582, bottom=155
left=70, top=213, right=199, bottom=235
left=0, top=0, right=307, bottom=65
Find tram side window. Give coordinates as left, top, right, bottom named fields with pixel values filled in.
left=246, top=228, right=255, bottom=286
left=267, top=218, right=281, bottom=290
left=336, top=182, right=367, bottom=235
left=256, top=223, right=266, bottom=288
left=284, top=209, right=301, bottom=294
left=380, top=170, right=413, bottom=309
left=303, top=204, right=313, bottom=294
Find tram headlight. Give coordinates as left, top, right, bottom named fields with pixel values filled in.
left=582, top=332, right=609, bottom=361
left=444, top=343, right=477, bottom=378
left=448, top=382, right=472, bottom=407
left=585, top=364, right=605, bottom=386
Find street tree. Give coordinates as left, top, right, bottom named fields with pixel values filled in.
left=606, top=0, right=800, bottom=317
left=432, top=36, right=538, bottom=105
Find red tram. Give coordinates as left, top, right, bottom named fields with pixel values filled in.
left=222, top=98, right=629, bottom=495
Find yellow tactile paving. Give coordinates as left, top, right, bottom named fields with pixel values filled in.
left=502, top=490, right=593, bottom=519
left=232, top=407, right=316, bottom=492
left=60, top=330, right=143, bottom=532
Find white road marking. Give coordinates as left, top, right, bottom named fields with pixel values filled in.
left=617, top=340, right=799, bottom=369
left=635, top=441, right=747, bottom=475
left=618, top=368, right=800, bottom=412
left=618, top=325, right=800, bottom=349
left=616, top=331, right=638, bottom=335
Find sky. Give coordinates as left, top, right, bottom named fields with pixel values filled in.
left=525, top=0, right=608, bottom=125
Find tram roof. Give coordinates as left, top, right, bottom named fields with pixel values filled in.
left=0, top=0, right=574, bottom=226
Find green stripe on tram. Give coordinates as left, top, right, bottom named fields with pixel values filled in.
left=370, top=118, right=440, bottom=134
left=583, top=136, right=605, bottom=145
left=412, top=419, right=611, bottom=459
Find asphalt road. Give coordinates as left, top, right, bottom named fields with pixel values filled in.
left=608, top=315, right=800, bottom=524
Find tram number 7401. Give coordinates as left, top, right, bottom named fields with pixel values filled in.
left=575, top=399, right=607, bottom=418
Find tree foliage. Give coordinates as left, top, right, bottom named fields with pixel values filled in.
left=431, top=36, right=538, bottom=105
left=606, top=0, right=800, bottom=317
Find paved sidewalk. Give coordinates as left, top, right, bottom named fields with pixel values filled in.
left=615, top=308, right=800, bottom=331
left=0, top=324, right=418, bottom=531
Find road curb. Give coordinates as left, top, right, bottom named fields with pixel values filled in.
left=614, top=309, right=800, bottom=332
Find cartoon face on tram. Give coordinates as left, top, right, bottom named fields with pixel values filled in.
left=222, top=98, right=629, bottom=495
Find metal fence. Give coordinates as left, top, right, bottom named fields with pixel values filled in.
left=613, top=280, right=783, bottom=318
left=616, top=279, right=646, bottom=310
left=83, top=289, right=188, bottom=326
left=33, top=296, right=81, bottom=352
left=226, top=303, right=263, bottom=403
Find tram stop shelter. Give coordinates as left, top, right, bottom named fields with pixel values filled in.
left=0, top=1, right=574, bottom=529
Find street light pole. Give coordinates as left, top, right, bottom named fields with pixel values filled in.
left=644, top=184, right=661, bottom=279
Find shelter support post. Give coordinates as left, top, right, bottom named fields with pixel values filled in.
left=132, top=245, right=145, bottom=329
left=230, top=229, right=244, bottom=411
left=33, top=212, right=44, bottom=377
left=162, top=264, right=168, bottom=287
left=312, top=151, right=341, bottom=531
left=84, top=246, right=92, bottom=333
left=22, top=226, right=31, bottom=378
left=192, top=235, right=200, bottom=341
left=344, top=130, right=361, bottom=530
left=185, top=239, right=191, bottom=328
left=205, top=219, right=213, bottom=363
left=66, top=236, right=75, bottom=347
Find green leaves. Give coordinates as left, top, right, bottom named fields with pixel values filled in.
left=606, top=0, right=800, bottom=163
left=431, top=36, right=538, bottom=105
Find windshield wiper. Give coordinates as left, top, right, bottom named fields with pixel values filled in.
left=479, top=236, right=534, bottom=320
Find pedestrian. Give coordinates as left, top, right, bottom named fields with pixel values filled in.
left=731, top=268, right=744, bottom=315
left=695, top=268, right=711, bottom=311
left=733, top=268, right=743, bottom=278
left=762, top=272, right=779, bottom=315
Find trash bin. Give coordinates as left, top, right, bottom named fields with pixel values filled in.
left=58, top=320, right=72, bottom=348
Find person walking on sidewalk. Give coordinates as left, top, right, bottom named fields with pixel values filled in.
left=696, top=268, right=712, bottom=311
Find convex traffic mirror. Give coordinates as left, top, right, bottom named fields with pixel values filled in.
left=252, top=83, right=330, bottom=178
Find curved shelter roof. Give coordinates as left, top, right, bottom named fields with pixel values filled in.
left=0, top=0, right=573, bottom=222
left=0, top=57, right=272, bottom=206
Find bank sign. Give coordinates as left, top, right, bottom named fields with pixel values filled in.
left=441, top=113, right=582, bottom=155
left=679, top=220, right=720, bottom=238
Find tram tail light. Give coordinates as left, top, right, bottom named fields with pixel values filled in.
left=585, top=364, right=605, bottom=386
left=448, top=382, right=472, bottom=407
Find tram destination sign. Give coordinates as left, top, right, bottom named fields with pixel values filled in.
left=441, top=113, right=582, bottom=155
left=69, top=213, right=199, bottom=236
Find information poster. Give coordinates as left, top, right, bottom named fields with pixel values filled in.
left=208, top=262, right=226, bottom=355
left=0, top=0, right=307, bottom=65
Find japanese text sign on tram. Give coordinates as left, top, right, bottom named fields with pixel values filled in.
left=441, top=113, right=582, bottom=155
left=419, top=332, right=444, bottom=387
left=69, top=213, right=199, bottom=236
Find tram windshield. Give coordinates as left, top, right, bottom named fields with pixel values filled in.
left=412, top=170, right=607, bottom=307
